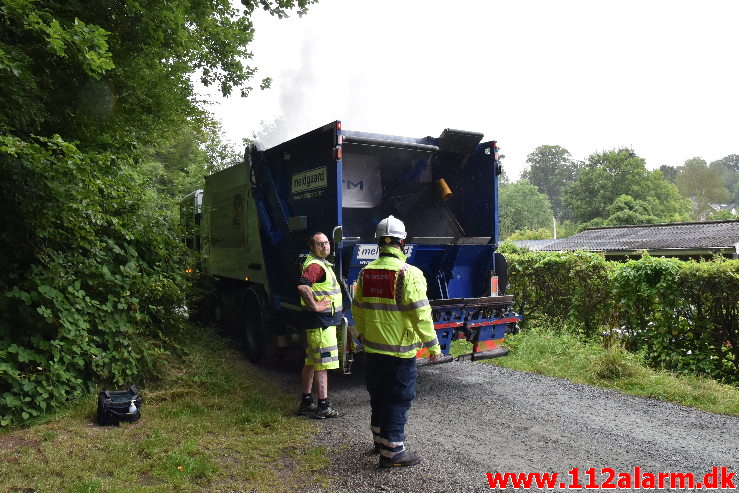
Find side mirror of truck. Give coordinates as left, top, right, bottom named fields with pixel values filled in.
left=332, top=225, right=343, bottom=248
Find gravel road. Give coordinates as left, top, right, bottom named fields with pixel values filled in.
left=270, top=358, right=739, bottom=492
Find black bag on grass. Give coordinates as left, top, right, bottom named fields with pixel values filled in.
left=97, top=386, right=142, bottom=426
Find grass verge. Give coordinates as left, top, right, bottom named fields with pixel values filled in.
left=0, top=324, right=329, bottom=493
left=456, top=325, right=739, bottom=417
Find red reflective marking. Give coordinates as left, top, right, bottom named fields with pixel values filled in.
left=362, top=269, right=396, bottom=299
left=434, top=322, right=464, bottom=329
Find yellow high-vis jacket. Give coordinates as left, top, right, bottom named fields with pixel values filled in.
left=352, top=246, right=441, bottom=359
left=300, top=254, right=344, bottom=329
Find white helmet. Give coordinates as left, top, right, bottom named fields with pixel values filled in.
left=375, top=215, right=407, bottom=240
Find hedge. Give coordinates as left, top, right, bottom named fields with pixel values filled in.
left=504, top=248, right=738, bottom=384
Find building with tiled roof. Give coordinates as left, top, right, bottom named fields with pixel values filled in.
left=514, top=220, right=739, bottom=258
left=510, top=239, right=560, bottom=251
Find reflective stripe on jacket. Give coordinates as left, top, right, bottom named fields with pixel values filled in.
left=352, top=246, right=440, bottom=359
left=300, top=254, right=343, bottom=316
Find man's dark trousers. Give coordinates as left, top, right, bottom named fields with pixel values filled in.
left=366, top=352, right=417, bottom=457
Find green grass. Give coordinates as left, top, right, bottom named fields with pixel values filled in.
left=4, top=322, right=737, bottom=492
left=0, top=325, right=329, bottom=493
left=471, top=325, right=739, bottom=417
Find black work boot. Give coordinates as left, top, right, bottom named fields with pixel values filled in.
left=296, top=396, right=317, bottom=416
left=314, top=403, right=340, bottom=419
left=379, top=450, right=421, bottom=468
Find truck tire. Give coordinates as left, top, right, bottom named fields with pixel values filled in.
left=241, top=287, right=267, bottom=363
left=192, top=275, right=216, bottom=323
left=195, top=291, right=216, bottom=324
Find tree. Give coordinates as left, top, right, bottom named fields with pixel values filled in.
left=658, top=165, right=680, bottom=184
left=562, top=148, right=690, bottom=225
left=676, top=158, right=731, bottom=220
left=707, top=209, right=739, bottom=220
left=506, top=228, right=554, bottom=241
left=603, top=195, right=660, bottom=226
left=522, top=145, right=580, bottom=219
left=555, top=220, right=582, bottom=238
left=0, top=0, right=313, bottom=425
left=499, top=180, right=554, bottom=239
left=709, top=154, right=739, bottom=205
left=143, top=122, right=242, bottom=201
left=710, top=154, right=739, bottom=175
left=1, top=0, right=313, bottom=148
left=498, top=168, right=511, bottom=187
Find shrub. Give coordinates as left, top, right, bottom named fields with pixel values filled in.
left=0, top=135, right=187, bottom=426
left=505, top=250, right=738, bottom=384
left=593, top=345, right=640, bottom=380
left=675, top=259, right=738, bottom=381
left=506, top=250, right=613, bottom=337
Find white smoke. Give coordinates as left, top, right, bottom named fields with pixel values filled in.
left=213, top=0, right=739, bottom=177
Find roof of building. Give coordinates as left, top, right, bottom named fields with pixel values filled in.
left=534, top=220, right=739, bottom=254
left=511, top=239, right=560, bottom=251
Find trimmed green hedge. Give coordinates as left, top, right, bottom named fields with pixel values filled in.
left=504, top=248, right=739, bottom=384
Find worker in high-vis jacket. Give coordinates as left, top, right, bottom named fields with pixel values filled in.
left=352, top=215, right=442, bottom=468
left=297, top=232, right=343, bottom=419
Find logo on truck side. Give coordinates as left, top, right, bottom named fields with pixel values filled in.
left=292, top=167, right=327, bottom=193
left=356, top=244, right=414, bottom=263
left=344, top=179, right=363, bottom=190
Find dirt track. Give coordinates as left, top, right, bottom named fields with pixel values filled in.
left=270, top=357, right=739, bottom=492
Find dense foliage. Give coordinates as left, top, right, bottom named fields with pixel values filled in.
left=521, top=145, right=580, bottom=220
left=613, top=256, right=738, bottom=381
left=0, top=0, right=312, bottom=426
left=709, top=155, right=739, bottom=206
left=510, top=145, right=739, bottom=240
left=498, top=180, right=554, bottom=239
left=504, top=249, right=739, bottom=384
left=662, top=155, right=739, bottom=220
left=675, top=158, right=732, bottom=220
left=503, top=248, right=613, bottom=337
left=0, top=135, right=185, bottom=425
left=562, top=148, right=690, bottom=226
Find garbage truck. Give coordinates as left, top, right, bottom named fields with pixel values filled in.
left=181, top=121, right=521, bottom=370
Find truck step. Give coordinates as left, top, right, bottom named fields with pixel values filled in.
left=416, top=355, right=455, bottom=367
left=456, top=347, right=509, bottom=361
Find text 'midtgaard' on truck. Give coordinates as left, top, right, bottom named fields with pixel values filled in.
left=181, top=121, right=521, bottom=372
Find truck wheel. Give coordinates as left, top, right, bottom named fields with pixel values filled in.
left=195, top=291, right=216, bottom=324
left=242, top=289, right=266, bottom=363
left=192, top=275, right=216, bottom=323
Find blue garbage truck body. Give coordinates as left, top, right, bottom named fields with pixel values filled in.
left=184, top=121, right=520, bottom=367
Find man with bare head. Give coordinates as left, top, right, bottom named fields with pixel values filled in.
left=296, top=232, right=343, bottom=418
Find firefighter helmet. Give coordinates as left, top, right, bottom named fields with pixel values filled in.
left=375, top=215, right=407, bottom=240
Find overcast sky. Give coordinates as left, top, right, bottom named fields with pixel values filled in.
left=205, top=0, right=739, bottom=180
